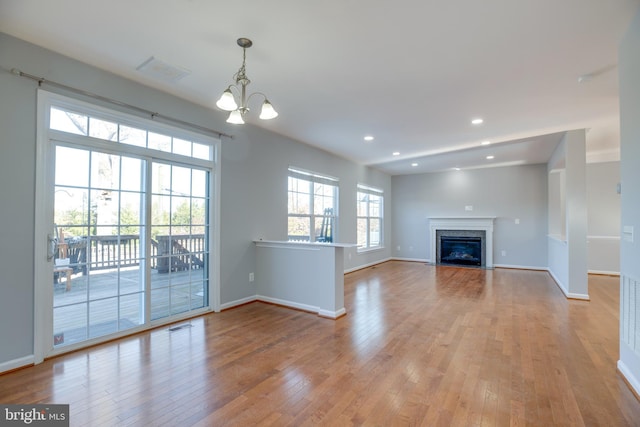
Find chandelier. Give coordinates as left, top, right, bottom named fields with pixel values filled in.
left=216, top=38, right=278, bottom=124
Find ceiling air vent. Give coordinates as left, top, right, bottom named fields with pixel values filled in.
left=136, top=56, right=191, bottom=83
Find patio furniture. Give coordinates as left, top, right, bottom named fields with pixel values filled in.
left=54, top=229, right=73, bottom=291
left=54, top=266, right=73, bottom=291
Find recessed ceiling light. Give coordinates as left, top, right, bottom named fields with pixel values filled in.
left=481, top=140, right=491, bottom=145
left=364, top=135, right=374, bottom=141
left=471, top=118, right=484, bottom=125
left=486, top=155, right=495, bottom=160
left=392, top=152, right=400, bottom=156
left=411, top=163, right=418, bottom=167
left=454, top=167, right=461, bottom=171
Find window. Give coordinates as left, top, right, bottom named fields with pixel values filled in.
left=357, top=184, right=383, bottom=250
left=288, top=168, right=338, bottom=242
left=49, top=106, right=213, bottom=161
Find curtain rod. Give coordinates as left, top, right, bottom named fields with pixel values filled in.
left=10, top=68, right=234, bottom=140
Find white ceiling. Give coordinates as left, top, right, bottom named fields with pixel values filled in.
left=1, top=0, right=637, bottom=175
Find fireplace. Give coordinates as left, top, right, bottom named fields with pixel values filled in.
left=440, top=236, right=482, bottom=266
left=429, top=217, right=495, bottom=268
left=436, top=229, right=486, bottom=267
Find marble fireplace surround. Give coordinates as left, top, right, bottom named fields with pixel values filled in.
left=429, top=217, right=495, bottom=268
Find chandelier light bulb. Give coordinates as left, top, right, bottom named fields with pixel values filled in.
left=216, top=89, right=238, bottom=111
left=226, top=110, right=245, bottom=124
left=259, top=100, right=278, bottom=120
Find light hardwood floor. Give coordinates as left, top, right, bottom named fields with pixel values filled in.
left=2, top=261, right=639, bottom=426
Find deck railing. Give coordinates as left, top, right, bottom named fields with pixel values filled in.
left=154, top=234, right=206, bottom=273
left=63, top=234, right=205, bottom=274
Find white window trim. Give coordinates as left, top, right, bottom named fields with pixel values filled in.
left=357, top=183, right=384, bottom=252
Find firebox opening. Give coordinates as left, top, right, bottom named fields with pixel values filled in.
left=440, top=236, right=482, bottom=266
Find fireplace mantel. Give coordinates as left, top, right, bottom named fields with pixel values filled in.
left=429, top=217, right=495, bottom=267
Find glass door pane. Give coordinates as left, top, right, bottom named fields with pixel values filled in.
left=53, top=146, right=146, bottom=347
left=150, top=163, right=209, bottom=320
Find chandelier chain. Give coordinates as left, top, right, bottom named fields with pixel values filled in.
left=233, top=47, right=250, bottom=86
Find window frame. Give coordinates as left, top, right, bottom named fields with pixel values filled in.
left=357, top=184, right=384, bottom=252
left=287, top=167, right=339, bottom=242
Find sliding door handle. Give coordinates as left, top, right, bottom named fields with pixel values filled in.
left=47, top=234, right=57, bottom=261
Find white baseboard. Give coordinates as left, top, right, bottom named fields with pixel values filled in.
left=391, top=257, right=430, bottom=263
left=257, top=295, right=345, bottom=319
left=493, top=264, right=548, bottom=271
left=0, top=355, right=34, bottom=374
left=589, top=270, right=620, bottom=276
left=618, top=359, right=640, bottom=398
left=220, top=295, right=257, bottom=311
left=545, top=269, right=590, bottom=300
left=256, top=294, right=317, bottom=313
left=546, top=268, right=569, bottom=295
left=221, top=294, right=346, bottom=319
left=566, top=292, right=590, bottom=300
left=344, top=257, right=392, bottom=273
left=497, top=264, right=590, bottom=300
left=318, top=307, right=347, bottom=319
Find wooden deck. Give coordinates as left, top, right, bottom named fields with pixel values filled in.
left=3, top=261, right=639, bottom=426
left=53, top=267, right=205, bottom=346
left=51, top=232, right=208, bottom=346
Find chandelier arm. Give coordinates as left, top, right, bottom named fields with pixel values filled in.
left=225, top=84, right=243, bottom=109
left=245, top=92, right=270, bottom=104
left=225, top=84, right=240, bottom=95
left=221, top=85, right=261, bottom=113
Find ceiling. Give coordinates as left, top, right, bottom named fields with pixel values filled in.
left=1, top=0, right=638, bottom=175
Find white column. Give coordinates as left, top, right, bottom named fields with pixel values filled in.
left=565, top=130, right=588, bottom=298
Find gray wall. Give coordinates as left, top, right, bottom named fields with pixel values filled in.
left=0, top=36, right=39, bottom=365
left=0, top=33, right=391, bottom=366
left=391, top=164, right=548, bottom=268
left=219, top=124, right=392, bottom=305
left=586, top=161, right=620, bottom=273
left=619, top=8, right=640, bottom=394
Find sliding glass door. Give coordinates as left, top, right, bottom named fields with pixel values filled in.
left=53, top=146, right=147, bottom=346
left=38, top=91, right=218, bottom=353
left=149, top=162, right=209, bottom=320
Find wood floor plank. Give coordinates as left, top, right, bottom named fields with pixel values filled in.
left=1, top=262, right=639, bottom=426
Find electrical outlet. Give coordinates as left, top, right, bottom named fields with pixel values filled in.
left=397, top=245, right=401, bottom=251
left=515, top=218, right=520, bottom=224
left=501, top=250, right=507, bottom=257
left=249, top=272, right=254, bottom=282
left=465, top=205, right=473, bottom=211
